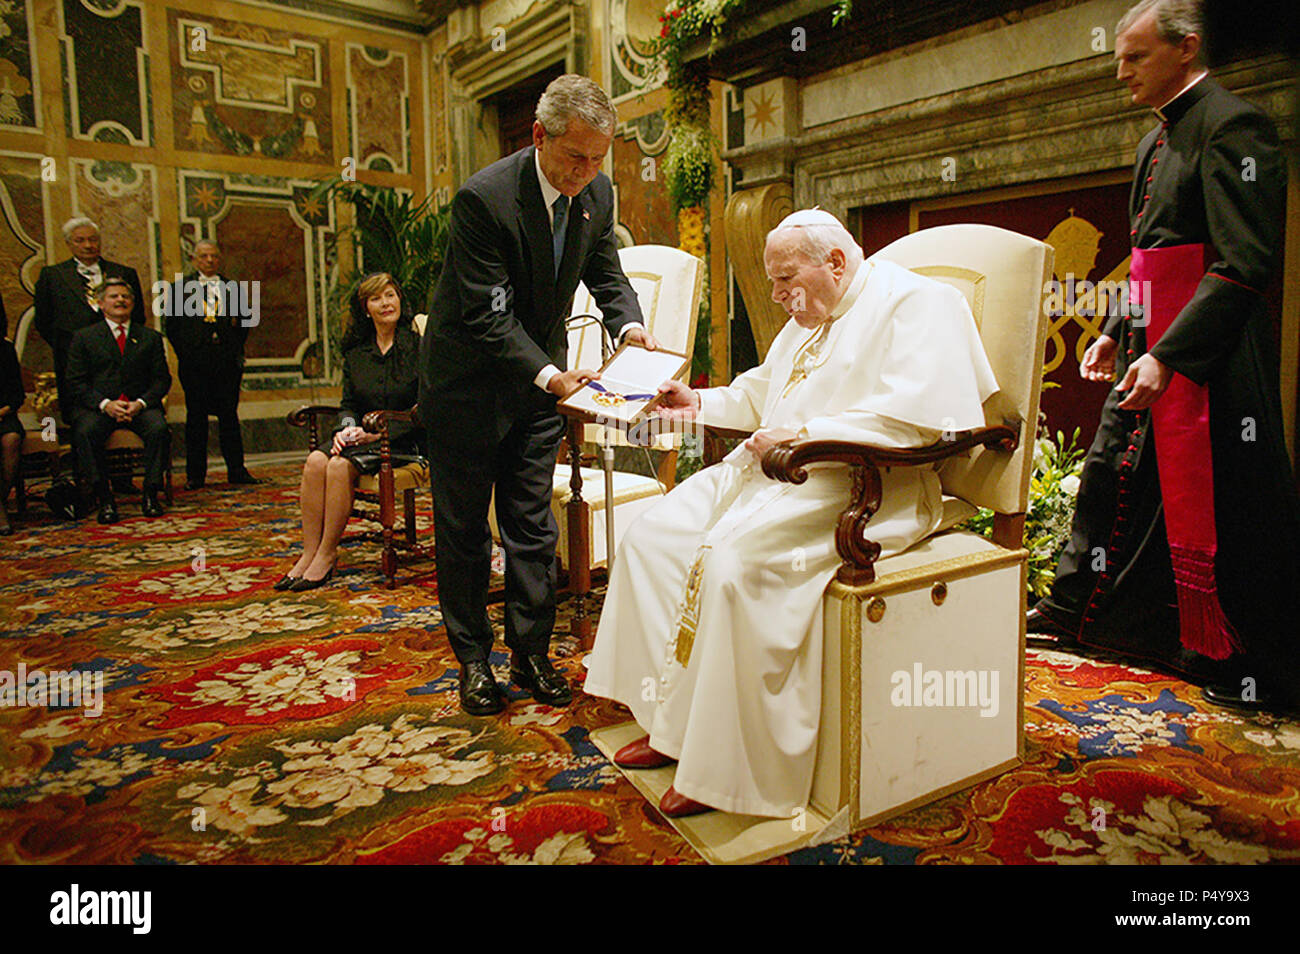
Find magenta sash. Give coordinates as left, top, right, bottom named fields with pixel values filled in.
left=1131, top=244, right=1242, bottom=660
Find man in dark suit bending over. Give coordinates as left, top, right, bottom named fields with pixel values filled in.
left=421, top=74, right=655, bottom=715
left=65, top=277, right=172, bottom=523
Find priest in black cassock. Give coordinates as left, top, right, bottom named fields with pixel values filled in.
left=1028, top=0, right=1300, bottom=713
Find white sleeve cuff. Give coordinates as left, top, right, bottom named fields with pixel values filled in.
left=695, top=388, right=721, bottom=422
left=99, top=399, right=110, bottom=412
left=617, top=322, right=644, bottom=342
left=534, top=364, right=560, bottom=392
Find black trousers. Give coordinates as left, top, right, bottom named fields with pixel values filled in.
left=179, top=362, right=246, bottom=481
left=70, top=406, right=170, bottom=493
left=428, top=400, right=565, bottom=664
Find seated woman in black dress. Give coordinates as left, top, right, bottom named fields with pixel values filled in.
left=278, top=272, right=422, bottom=590
left=0, top=295, right=25, bottom=535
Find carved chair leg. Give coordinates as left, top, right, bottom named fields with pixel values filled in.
left=566, top=417, right=592, bottom=649
left=404, top=489, right=416, bottom=545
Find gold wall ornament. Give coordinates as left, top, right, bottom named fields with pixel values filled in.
left=930, top=581, right=947, bottom=606
left=32, top=372, right=59, bottom=417
left=1041, top=209, right=1132, bottom=376
left=865, top=596, right=886, bottom=623
left=1045, top=210, right=1102, bottom=284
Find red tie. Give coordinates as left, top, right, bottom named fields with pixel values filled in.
left=114, top=325, right=128, bottom=401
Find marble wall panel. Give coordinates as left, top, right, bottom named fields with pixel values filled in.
left=169, top=10, right=332, bottom=165
left=346, top=44, right=409, bottom=174
left=0, top=0, right=39, bottom=131
left=61, top=0, right=151, bottom=144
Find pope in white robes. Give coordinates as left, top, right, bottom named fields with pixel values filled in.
left=583, top=210, right=998, bottom=818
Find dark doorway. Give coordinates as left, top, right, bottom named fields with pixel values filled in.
left=493, top=64, right=566, bottom=159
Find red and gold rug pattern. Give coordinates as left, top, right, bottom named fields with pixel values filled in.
left=2, top=467, right=1298, bottom=864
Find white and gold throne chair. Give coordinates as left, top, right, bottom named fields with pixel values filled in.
left=592, top=223, right=1053, bottom=863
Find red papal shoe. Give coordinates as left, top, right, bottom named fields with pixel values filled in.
left=659, top=786, right=713, bottom=818
left=612, top=735, right=676, bottom=769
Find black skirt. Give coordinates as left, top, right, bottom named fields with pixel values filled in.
left=338, top=444, right=425, bottom=476
left=0, top=414, right=23, bottom=438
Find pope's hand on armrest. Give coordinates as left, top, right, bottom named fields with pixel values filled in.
left=744, top=427, right=798, bottom=459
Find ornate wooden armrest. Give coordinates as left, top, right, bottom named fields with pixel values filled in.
left=760, top=422, right=1020, bottom=585
left=361, top=407, right=418, bottom=433
left=358, top=406, right=422, bottom=533
left=287, top=404, right=342, bottom=452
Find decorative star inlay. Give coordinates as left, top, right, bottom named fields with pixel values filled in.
left=298, top=194, right=323, bottom=219
left=747, top=87, right=780, bottom=138
left=190, top=181, right=222, bottom=213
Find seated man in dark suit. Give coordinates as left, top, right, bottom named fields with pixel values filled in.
left=65, top=277, right=172, bottom=523
left=33, top=217, right=146, bottom=424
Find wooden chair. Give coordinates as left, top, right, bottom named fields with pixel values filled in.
left=592, top=224, right=1054, bottom=863
left=102, top=425, right=174, bottom=503
left=12, top=370, right=174, bottom=512
left=286, top=315, right=431, bottom=589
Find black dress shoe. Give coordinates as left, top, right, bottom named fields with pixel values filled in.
left=459, top=660, right=507, bottom=716
left=288, top=566, right=334, bottom=591
left=185, top=479, right=205, bottom=491
left=228, top=471, right=262, bottom=485
left=1202, top=684, right=1300, bottom=718
left=97, top=498, right=119, bottom=524
left=1025, top=606, right=1078, bottom=649
left=510, top=652, right=573, bottom=707
left=141, top=490, right=164, bottom=518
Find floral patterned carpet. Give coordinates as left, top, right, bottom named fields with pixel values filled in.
left=1, top=464, right=1298, bottom=865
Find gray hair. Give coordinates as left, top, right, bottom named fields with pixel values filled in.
left=62, top=216, right=100, bottom=241
left=766, top=222, right=865, bottom=271
left=535, top=74, right=616, bottom=137
left=192, top=239, right=219, bottom=254
left=95, top=276, right=133, bottom=301
left=1117, top=0, right=1204, bottom=45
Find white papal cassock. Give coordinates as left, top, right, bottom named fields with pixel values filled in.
left=584, top=256, right=998, bottom=817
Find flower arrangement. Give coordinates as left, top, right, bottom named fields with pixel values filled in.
left=960, top=417, right=1087, bottom=599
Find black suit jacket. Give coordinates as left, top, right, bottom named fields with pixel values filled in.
left=420, top=146, right=642, bottom=441
left=164, top=270, right=250, bottom=368
left=65, top=320, right=171, bottom=415
left=33, top=258, right=147, bottom=368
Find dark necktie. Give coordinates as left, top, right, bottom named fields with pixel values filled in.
left=113, top=325, right=128, bottom=402
left=552, top=195, right=568, bottom=277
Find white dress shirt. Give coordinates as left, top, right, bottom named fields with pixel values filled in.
left=98, top=317, right=146, bottom=412
left=530, top=150, right=642, bottom=392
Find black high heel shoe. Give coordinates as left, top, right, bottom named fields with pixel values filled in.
left=273, top=574, right=301, bottom=591
left=289, top=565, right=335, bottom=591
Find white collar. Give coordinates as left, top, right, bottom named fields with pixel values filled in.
left=105, top=316, right=129, bottom=334
left=534, top=148, right=564, bottom=222
left=829, top=259, right=872, bottom=321
left=1156, top=71, right=1208, bottom=118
